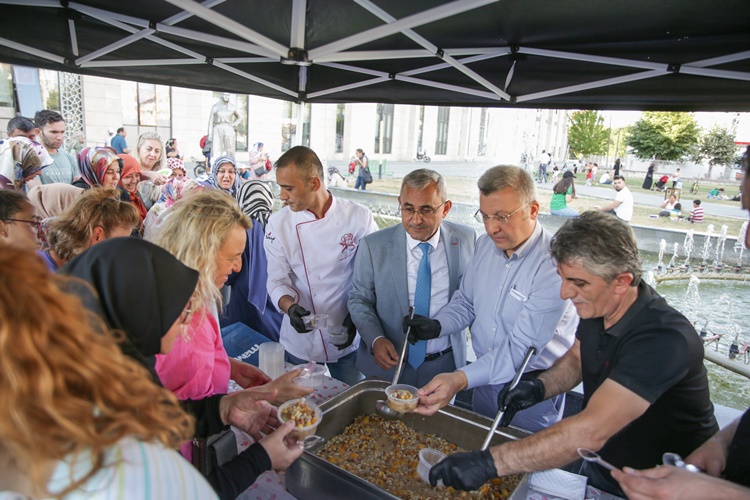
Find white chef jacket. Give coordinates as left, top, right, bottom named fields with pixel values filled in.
left=265, top=194, right=378, bottom=362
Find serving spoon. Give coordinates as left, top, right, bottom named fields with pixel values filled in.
left=375, top=306, right=415, bottom=420
left=480, top=346, right=537, bottom=450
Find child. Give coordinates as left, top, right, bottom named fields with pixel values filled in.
left=670, top=202, right=682, bottom=221
left=585, top=167, right=593, bottom=186
left=688, top=199, right=704, bottom=223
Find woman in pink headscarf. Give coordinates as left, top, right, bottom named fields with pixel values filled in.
left=72, top=147, right=121, bottom=190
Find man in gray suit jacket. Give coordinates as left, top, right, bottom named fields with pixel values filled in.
left=349, top=169, right=476, bottom=387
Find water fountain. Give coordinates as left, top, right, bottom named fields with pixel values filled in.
left=733, top=221, right=748, bottom=270
left=667, top=242, right=680, bottom=268
left=714, top=225, right=728, bottom=268
left=683, top=230, right=694, bottom=268
left=656, top=239, right=667, bottom=271
left=699, top=224, right=715, bottom=269
left=686, top=275, right=701, bottom=302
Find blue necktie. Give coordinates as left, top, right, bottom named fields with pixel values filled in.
left=408, top=242, right=431, bottom=369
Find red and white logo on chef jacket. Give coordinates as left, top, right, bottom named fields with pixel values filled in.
left=339, top=233, right=357, bottom=260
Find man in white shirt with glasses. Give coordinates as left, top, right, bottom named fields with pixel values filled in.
left=349, top=169, right=476, bottom=387
left=407, top=165, right=578, bottom=432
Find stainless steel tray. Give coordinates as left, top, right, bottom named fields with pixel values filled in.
left=286, top=379, right=529, bottom=499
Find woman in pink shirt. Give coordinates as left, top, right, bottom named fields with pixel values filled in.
left=149, top=191, right=311, bottom=419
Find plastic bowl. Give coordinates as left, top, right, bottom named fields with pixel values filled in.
left=294, top=363, right=326, bottom=387
left=385, top=384, right=419, bottom=413
left=303, top=314, right=328, bottom=330
left=327, top=326, right=349, bottom=345
left=417, top=448, right=446, bottom=486
left=278, top=398, right=323, bottom=440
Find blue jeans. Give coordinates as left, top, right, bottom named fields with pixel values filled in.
left=285, top=350, right=364, bottom=387
left=354, top=175, right=366, bottom=190
left=551, top=206, right=579, bottom=217
left=538, top=164, right=548, bottom=182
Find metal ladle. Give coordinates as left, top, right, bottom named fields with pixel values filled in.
left=375, top=306, right=415, bottom=420
left=480, top=346, right=537, bottom=450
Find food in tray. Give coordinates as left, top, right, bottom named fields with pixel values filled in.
left=278, top=398, right=322, bottom=439
left=315, top=414, right=522, bottom=499
left=385, top=384, right=419, bottom=413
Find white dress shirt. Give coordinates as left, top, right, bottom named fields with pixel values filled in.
left=406, top=228, right=451, bottom=354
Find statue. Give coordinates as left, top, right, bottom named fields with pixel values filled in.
left=207, top=92, right=242, bottom=158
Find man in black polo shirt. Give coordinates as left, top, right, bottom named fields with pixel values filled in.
left=610, top=146, right=750, bottom=499
left=429, top=211, right=718, bottom=496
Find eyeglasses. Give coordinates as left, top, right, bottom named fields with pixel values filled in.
left=179, top=299, right=195, bottom=326
left=474, top=205, right=525, bottom=225
left=6, top=216, right=43, bottom=237
left=399, top=201, right=446, bottom=219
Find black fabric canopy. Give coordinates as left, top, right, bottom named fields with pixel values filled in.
left=1, top=0, right=749, bottom=111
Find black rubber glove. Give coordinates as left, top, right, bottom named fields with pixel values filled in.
left=497, top=376, right=546, bottom=427
left=334, top=313, right=358, bottom=350
left=429, top=450, right=497, bottom=491
left=287, top=304, right=312, bottom=333
left=402, top=314, right=441, bottom=344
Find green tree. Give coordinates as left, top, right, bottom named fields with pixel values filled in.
left=567, top=110, right=609, bottom=159
left=696, top=126, right=738, bottom=178
left=626, top=112, right=699, bottom=161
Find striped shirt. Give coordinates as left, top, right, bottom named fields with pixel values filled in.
left=46, top=437, right=217, bottom=499
left=690, top=206, right=704, bottom=223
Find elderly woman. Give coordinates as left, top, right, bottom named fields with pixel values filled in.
left=223, top=180, right=283, bottom=341
left=135, top=132, right=169, bottom=210
left=72, top=147, right=122, bottom=190
left=63, top=238, right=304, bottom=499
left=207, top=155, right=242, bottom=197
left=0, top=247, right=216, bottom=498
left=118, top=154, right=148, bottom=223
left=142, top=176, right=204, bottom=239
left=0, top=136, right=53, bottom=191
left=40, top=187, right=139, bottom=271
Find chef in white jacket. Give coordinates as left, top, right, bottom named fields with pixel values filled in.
left=264, top=146, right=378, bottom=385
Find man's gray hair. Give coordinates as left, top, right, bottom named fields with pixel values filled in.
left=477, top=165, right=537, bottom=205
left=401, top=168, right=446, bottom=200
left=550, top=211, right=642, bottom=285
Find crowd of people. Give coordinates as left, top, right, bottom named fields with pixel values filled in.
left=1, top=106, right=749, bottom=500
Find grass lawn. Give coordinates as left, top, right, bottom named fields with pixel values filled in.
left=367, top=175, right=748, bottom=236
left=619, top=174, right=743, bottom=207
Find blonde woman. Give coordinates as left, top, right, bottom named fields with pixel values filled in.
left=0, top=246, right=217, bottom=499
left=135, top=131, right=169, bottom=210
left=148, top=190, right=311, bottom=405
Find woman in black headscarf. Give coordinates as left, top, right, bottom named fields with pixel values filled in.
left=61, top=237, right=303, bottom=500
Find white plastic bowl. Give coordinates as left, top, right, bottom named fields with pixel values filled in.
left=417, top=447, right=446, bottom=486
left=277, top=398, right=323, bottom=440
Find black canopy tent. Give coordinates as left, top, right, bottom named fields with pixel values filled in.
left=0, top=0, right=749, bottom=111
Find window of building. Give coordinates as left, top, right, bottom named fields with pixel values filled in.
left=417, top=106, right=424, bottom=154
left=39, top=70, right=60, bottom=112
left=335, top=103, right=345, bottom=153
left=435, top=107, right=450, bottom=155
left=211, top=92, right=248, bottom=153
left=0, top=64, right=14, bottom=108
left=281, top=102, right=311, bottom=152
left=477, top=107, right=489, bottom=156
left=373, top=103, right=394, bottom=154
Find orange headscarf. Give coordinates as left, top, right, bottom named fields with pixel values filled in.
left=118, top=154, right=147, bottom=221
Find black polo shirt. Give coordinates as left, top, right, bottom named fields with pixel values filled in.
left=577, top=282, right=718, bottom=471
